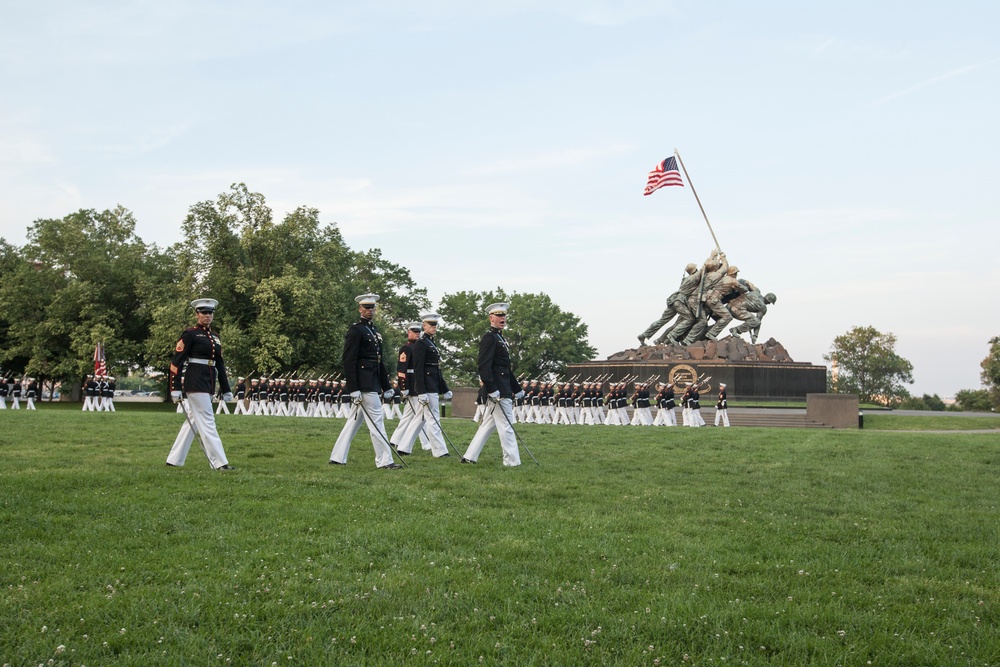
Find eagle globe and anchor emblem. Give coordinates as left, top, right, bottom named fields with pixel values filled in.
left=668, top=364, right=711, bottom=392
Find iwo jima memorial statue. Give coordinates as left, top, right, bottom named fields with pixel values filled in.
left=565, top=152, right=826, bottom=401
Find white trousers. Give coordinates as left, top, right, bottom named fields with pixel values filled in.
left=463, top=398, right=520, bottom=466
left=714, top=408, right=730, bottom=427
left=216, top=399, right=230, bottom=414
left=390, top=397, right=429, bottom=450
left=654, top=407, right=677, bottom=426
left=167, top=393, right=230, bottom=469
left=632, top=407, right=653, bottom=426
left=398, top=395, right=449, bottom=457
left=329, top=392, right=394, bottom=467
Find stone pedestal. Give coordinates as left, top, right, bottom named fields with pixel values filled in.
left=806, top=393, right=859, bottom=428
left=566, top=337, right=827, bottom=402
left=450, top=387, right=478, bottom=418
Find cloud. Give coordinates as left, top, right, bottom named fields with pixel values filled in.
left=869, top=57, right=1000, bottom=107
left=465, top=143, right=632, bottom=176
left=813, top=36, right=836, bottom=55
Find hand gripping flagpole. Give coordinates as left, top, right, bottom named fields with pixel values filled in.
left=674, top=149, right=722, bottom=252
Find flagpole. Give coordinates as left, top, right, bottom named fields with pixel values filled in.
left=674, top=149, right=721, bottom=252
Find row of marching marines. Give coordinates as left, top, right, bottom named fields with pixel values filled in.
left=199, top=372, right=731, bottom=428
left=474, top=373, right=731, bottom=428
left=0, top=374, right=40, bottom=410
left=200, top=376, right=415, bottom=419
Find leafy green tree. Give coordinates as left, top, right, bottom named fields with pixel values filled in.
left=823, top=326, right=914, bottom=406
left=978, top=336, right=1000, bottom=411
left=0, top=207, right=168, bottom=388
left=160, top=183, right=428, bottom=378
left=898, top=393, right=946, bottom=411
left=953, top=388, right=993, bottom=412
left=436, top=288, right=596, bottom=387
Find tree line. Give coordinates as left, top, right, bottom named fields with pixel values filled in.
left=824, top=325, right=999, bottom=411
left=0, top=184, right=595, bottom=397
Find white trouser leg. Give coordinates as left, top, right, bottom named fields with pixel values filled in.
left=329, top=393, right=394, bottom=467
left=399, top=395, right=448, bottom=457
left=463, top=398, right=520, bottom=466
left=167, top=393, right=230, bottom=468
left=390, top=397, right=420, bottom=449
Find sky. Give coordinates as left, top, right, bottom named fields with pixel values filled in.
left=2, top=1, right=998, bottom=398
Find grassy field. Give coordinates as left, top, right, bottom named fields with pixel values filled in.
left=1, top=410, right=998, bottom=666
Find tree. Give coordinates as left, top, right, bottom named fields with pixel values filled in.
left=954, top=388, right=993, bottom=412
left=0, top=207, right=169, bottom=388
left=161, top=183, right=429, bottom=377
left=436, top=288, right=596, bottom=387
left=898, top=393, right=946, bottom=411
left=980, top=336, right=1000, bottom=411
left=823, top=326, right=913, bottom=406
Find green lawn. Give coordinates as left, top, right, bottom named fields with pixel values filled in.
left=1, top=411, right=998, bottom=665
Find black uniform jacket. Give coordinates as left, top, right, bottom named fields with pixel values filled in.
left=413, top=334, right=449, bottom=395
left=343, top=319, right=391, bottom=393
left=477, top=327, right=519, bottom=398
left=170, top=324, right=231, bottom=395
left=716, top=389, right=727, bottom=409
left=397, top=341, right=417, bottom=392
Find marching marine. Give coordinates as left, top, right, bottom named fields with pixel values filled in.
left=166, top=298, right=235, bottom=470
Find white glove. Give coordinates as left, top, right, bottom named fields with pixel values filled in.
left=514, top=390, right=525, bottom=400
left=401, top=389, right=409, bottom=397
left=222, top=392, right=233, bottom=402
left=418, top=394, right=430, bottom=405
left=442, top=391, right=453, bottom=400
left=383, top=388, right=394, bottom=400
left=488, top=390, right=500, bottom=400
left=350, top=390, right=361, bottom=400
left=171, top=391, right=182, bottom=403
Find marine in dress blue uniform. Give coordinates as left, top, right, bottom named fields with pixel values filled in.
left=328, top=293, right=399, bottom=469
left=462, top=303, right=524, bottom=466
left=166, top=298, right=235, bottom=469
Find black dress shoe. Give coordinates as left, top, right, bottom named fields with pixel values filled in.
left=217, top=464, right=236, bottom=471
left=460, top=457, right=476, bottom=464
left=329, top=460, right=346, bottom=465
left=165, top=463, right=178, bottom=467
left=380, top=462, right=404, bottom=470
left=396, top=450, right=410, bottom=456
left=437, top=453, right=451, bottom=458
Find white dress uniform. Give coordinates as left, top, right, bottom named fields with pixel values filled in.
left=328, top=294, right=398, bottom=469
left=714, top=385, right=730, bottom=427
left=397, top=315, right=450, bottom=457
left=462, top=303, right=521, bottom=467
left=166, top=298, right=234, bottom=470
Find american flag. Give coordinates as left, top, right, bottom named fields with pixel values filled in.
left=93, top=342, right=106, bottom=376
left=643, top=156, right=683, bottom=196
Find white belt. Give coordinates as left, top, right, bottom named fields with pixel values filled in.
left=188, top=358, right=215, bottom=366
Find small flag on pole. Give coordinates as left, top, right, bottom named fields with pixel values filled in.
left=93, top=342, right=106, bottom=376
left=643, top=156, right=683, bottom=195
